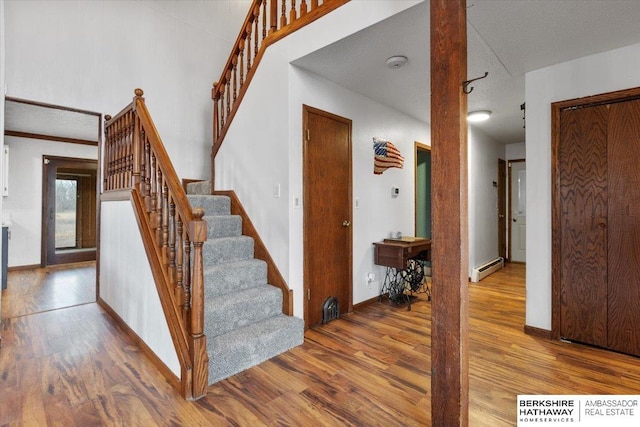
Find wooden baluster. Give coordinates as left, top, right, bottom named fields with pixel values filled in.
left=183, top=233, right=192, bottom=323
left=126, top=111, right=132, bottom=187
left=290, top=0, right=297, bottom=23
left=213, top=82, right=220, bottom=143
left=132, top=89, right=144, bottom=189
left=168, top=198, right=178, bottom=303
left=188, top=207, right=208, bottom=399
left=280, top=0, right=287, bottom=28
left=225, top=74, right=231, bottom=115
left=151, top=155, right=160, bottom=239
left=254, top=11, right=259, bottom=57
left=104, top=115, right=112, bottom=191
left=311, top=0, right=318, bottom=9
left=239, top=44, right=245, bottom=87
left=113, top=117, right=120, bottom=189
left=300, top=0, right=307, bottom=16
left=270, top=0, right=278, bottom=34
left=144, top=138, right=152, bottom=211
left=262, top=0, right=267, bottom=39
left=176, top=217, right=185, bottom=316
left=246, top=27, right=252, bottom=72
left=219, top=86, right=226, bottom=129
left=232, top=57, right=238, bottom=105
left=161, top=181, right=169, bottom=262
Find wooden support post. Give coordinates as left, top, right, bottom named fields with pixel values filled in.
left=430, top=0, right=469, bottom=425
left=189, top=208, right=208, bottom=399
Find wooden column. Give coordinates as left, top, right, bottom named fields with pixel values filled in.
left=430, top=0, right=469, bottom=425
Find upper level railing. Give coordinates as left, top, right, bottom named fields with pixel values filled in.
left=104, top=89, right=208, bottom=400
left=211, top=0, right=349, bottom=159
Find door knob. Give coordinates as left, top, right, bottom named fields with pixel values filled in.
left=512, top=218, right=517, bottom=223
left=342, top=220, right=351, bottom=227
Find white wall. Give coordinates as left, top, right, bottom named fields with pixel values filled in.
left=290, top=68, right=429, bottom=311
left=215, top=1, right=423, bottom=318
left=525, top=42, right=640, bottom=330
left=3, top=137, right=97, bottom=267
left=468, top=126, right=504, bottom=276
left=100, top=200, right=180, bottom=377
left=0, top=0, right=5, bottom=316
left=4, top=0, right=250, bottom=180
left=505, top=142, right=525, bottom=160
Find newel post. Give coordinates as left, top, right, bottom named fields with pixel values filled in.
left=131, top=88, right=145, bottom=190
left=188, top=208, right=209, bottom=398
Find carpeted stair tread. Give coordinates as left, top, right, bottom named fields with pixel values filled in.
left=203, top=259, right=267, bottom=297
left=202, top=236, right=254, bottom=265
left=187, top=194, right=230, bottom=216
left=186, top=181, right=211, bottom=195
left=203, top=214, right=242, bottom=238
left=207, top=314, right=305, bottom=384
left=186, top=184, right=304, bottom=386
left=204, top=284, right=283, bottom=338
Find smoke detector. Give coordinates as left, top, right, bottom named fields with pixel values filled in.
left=386, top=55, right=408, bottom=69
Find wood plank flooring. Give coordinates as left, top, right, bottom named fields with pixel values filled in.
left=2, top=261, right=96, bottom=318
left=2, top=262, right=640, bottom=426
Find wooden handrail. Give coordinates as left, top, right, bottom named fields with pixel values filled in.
left=211, top=0, right=349, bottom=161
left=104, top=89, right=208, bottom=400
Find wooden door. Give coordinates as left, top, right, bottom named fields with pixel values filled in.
left=303, top=105, right=352, bottom=328
left=558, top=105, right=609, bottom=347
left=607, top=99, right=640, bottom=354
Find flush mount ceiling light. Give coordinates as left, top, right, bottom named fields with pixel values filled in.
left=386, top=55, right=408, bottom=69
left=467, top=110, right=492, bottom=122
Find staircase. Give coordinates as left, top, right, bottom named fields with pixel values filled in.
left=186, top=182, right=304, bottom=383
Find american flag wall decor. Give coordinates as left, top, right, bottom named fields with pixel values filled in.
left=373, top=137, right=405, bottom=174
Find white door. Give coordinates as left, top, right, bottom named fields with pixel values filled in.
left=510, top=161, right=526, bottom=262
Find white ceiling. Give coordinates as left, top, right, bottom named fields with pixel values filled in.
left=4, top=99, right=100, bottom=143
left=292, top=0, right=640, bottom=144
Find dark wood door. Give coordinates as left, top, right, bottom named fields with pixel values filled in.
left=558, top=105, right=609, bottom=347
left=607, top=99, right=640, bottom=354
left=303, top=105, right=352, bottom=328
left=497, top=158, right=506, bottom=260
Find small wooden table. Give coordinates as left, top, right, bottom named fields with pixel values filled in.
left=373, top=237, right=431, bottom=310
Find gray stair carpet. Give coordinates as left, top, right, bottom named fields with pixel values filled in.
left=186, top=184, right=303, bottom=384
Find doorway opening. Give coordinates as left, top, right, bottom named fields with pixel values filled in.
left=415, top=142, right=432, bottom=274
left=43, top=156, right=97, bottom=266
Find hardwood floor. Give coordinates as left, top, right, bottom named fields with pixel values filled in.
left=2, top=262, right=640, bottom=426
left=1, top=261, right=96, bottom=318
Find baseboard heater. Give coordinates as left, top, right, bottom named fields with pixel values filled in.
left=471, top=257, right=504, bottom=282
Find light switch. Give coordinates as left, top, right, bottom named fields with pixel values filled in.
left=273, top=183, right=281, bottom=198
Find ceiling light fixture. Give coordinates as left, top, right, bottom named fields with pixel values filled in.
left=386, top=55, right=408, bottom=69
left=467, top=110, right=492, bottom=122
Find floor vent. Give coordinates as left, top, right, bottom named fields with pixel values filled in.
left=471, top=257, right=504, bottom=282
left=322, top=296, right=339, bottom=324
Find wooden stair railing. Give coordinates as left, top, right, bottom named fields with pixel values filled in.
left=211, top=0, right=349, bottom=164
left=104, top=89, right=208, bottom=400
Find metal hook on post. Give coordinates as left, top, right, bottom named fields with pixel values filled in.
left=462, top=71, right=488, bottom=95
